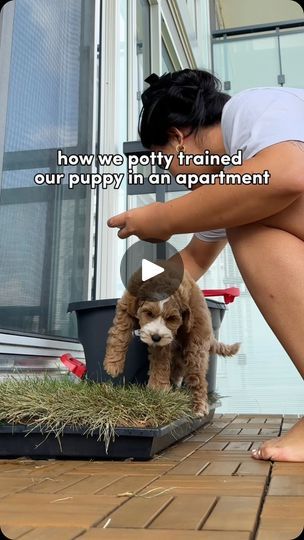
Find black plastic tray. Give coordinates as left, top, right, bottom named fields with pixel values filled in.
left=0, top=408, right=214, bottom=461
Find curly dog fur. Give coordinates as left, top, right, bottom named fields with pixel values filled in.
left=104, top=265, right=240, bottom=416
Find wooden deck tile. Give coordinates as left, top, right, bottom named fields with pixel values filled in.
left=268, top=475, right=304, bottom=496
left=218, top=414, right=237, bottom=421
left=149, top=494, right=216, bottom=529
left=8, top=527, right=85, bottom=539
left=159, top=441, right=205, bottom=459
left=224, top=442, right=252, bottom=451
left=1, top=526, right=33, bottom=539
left=200, top=441, right=229, bottom=450
left=256, top=528, right=301, bottom=540
left=265, top=418, right=282, bottom=424
left=166, top=459, right=210, bottom=475
left=240, top=428, right=260, bottom=436
left=97, top=494, right=174, bottom=529
left=22, top=474, right=90, bottom=494
left=25, top=462, right=81, bottom=477
left=95, top=475, right=158, bottom=496
left=200, top=462, right=239, bottom=476
left=272, top=462, right=304, bottom=476
left=192, top=451, right=256, bottom=461
left=0, top=493, right=123, bottom=528
left=213, top=436, right=269, bottom=444
left=0, top=414, right=296, bottom=539
left=256, top=527, right=304, bottom=540
left=219, top=428, right=242, bottom=435
left=188, top=433, right=216, bottom=442
left=259, top=495, right=304, bottom=530
left=0, top=478, right=40, bottom=498
left=204, top=421, right=230, bottom=431
left=203, top=496, right=261, bottom=531
left=259, top=429, right=280, bottom=436
left=143, top=475, right=266, bottom=496
left=69, top=463, right=174, bottom=476
left=80, top=529, right=251, bottom=539
left=236, top=461, right=271, bottom=476
left=231, top=418, right=250, bottom=424
left=35, top=474, right=122, bottom=495
left=0, top=462, right=61, bottom=478
left=249, top=423, right=282, bottom=429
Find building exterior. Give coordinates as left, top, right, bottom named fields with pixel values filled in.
left=0, top=0, right=303, bottom=411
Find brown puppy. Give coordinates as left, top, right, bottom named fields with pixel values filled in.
left=104, top=266, right=240, bottom=416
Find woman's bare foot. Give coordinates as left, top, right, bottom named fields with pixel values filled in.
left=252, top=417, right=304, bottom=462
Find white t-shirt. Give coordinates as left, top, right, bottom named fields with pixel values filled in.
left=195, top=86, right=304, bottom=243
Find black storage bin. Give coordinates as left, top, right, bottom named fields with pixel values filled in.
left=68, top=297, right=226, bottom=393
left=0, top=298, right=227, bottom=461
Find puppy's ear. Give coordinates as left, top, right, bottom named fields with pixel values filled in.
left=104, top=291, right=138, bottom=377
left=124, top=292, right=140, bottom=319
left=182, top=307, right=193, bottom=333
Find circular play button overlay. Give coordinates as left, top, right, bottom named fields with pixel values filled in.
left=120, top=240, right=184, bottom=301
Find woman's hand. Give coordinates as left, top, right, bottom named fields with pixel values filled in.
left=107, top=202, right=172, bottom=242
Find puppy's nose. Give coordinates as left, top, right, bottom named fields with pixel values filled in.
left=151, top=334, right=161, bottom=342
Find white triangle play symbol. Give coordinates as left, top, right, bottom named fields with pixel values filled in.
left=141, top=259, right=164, bottom=282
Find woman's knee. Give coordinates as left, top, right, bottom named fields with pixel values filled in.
left=226, top=223, right=266, bottom=247
left=226, top=224, right=253, bottom=243
left=226, top=226, right=242, bottom=243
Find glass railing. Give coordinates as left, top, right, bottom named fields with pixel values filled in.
left=212, top=21, right=304, bottom=94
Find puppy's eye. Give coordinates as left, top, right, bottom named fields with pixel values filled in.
left=166, top=315, right=178, bottom=323
left=145, top=310, right=154, bottom=318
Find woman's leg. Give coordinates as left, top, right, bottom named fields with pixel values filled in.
left=226, top=221, right=304, bottom=462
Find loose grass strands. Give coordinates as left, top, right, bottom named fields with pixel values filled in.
left=117, top=486, right=176, bottom=499
left=0, top=376, right=202, bottom=451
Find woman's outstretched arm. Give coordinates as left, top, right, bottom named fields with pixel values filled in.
left=108, top=142, right=304, bottom=241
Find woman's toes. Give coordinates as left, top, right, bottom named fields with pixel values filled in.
left=252, top=443, right=288, bottom=461
left=252, top=445, right=274, bottom=460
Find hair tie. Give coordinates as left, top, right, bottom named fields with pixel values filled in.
left=145, top=73, right=160, bottom=86
left=142, top=72, right=173, bottom=106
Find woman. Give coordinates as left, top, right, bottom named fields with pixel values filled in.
left=108, top=69, right=304, bottom=462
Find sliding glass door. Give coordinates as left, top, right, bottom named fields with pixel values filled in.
left=0, top=0, right=97, bottom=339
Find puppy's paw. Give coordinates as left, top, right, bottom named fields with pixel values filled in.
left=147, top=379, right=171, bottom=391
left=171, top=377, right=183, bottom=389
left=193, top=401, right=209, bottom=417
left=103, top=355, right=125, bottom=377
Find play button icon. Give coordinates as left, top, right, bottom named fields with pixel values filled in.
left=120, top=240, right=184, bottom=301
left=142, top=259, right=164, bottom=282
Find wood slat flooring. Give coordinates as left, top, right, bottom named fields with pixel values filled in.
left=0, top=413, right=303, bottom=540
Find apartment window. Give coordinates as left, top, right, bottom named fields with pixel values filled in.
left=0, top=0, right=96, bottom=339
left=162, top=40, right=175, bottom=72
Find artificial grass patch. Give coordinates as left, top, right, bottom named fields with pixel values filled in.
left=0, top=377, right=220, bottom=450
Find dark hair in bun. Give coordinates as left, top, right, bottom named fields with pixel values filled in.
left=139, top=69, right=230, bottom=148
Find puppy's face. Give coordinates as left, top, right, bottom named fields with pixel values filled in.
left=136, top=298, right=183, bottom=347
